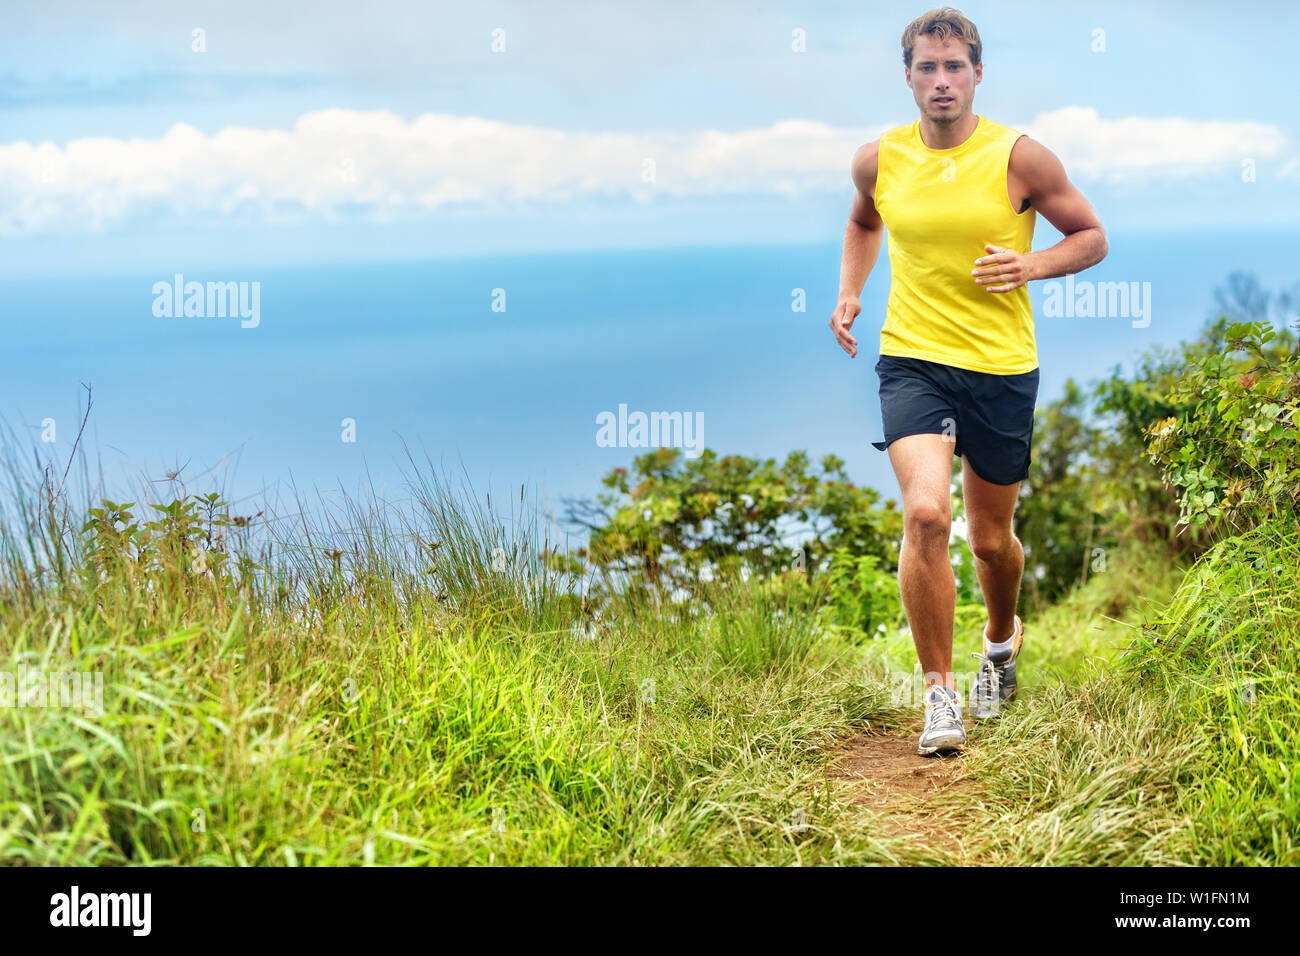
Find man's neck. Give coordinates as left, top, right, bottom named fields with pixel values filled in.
left=918, top=112, right=979, bottom=149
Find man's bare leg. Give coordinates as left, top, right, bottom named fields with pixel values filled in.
left=887, top=434, right=957, bottom=690
left=960, top=454, right=1024, bottom=644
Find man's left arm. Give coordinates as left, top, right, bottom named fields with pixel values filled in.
left=974, top=137, right=1108, bottom=293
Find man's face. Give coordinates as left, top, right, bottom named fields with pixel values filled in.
left=906, top=34, right=981, bottom=125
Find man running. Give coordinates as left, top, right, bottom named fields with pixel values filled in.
left=830, top=8, right=1107, bottom=755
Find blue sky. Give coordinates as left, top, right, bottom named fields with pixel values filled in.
left=3, top=0, right=1299, bottom=275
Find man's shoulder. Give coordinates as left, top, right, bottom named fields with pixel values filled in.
left=1005, top=133, right=1059, bottom=179
left=850, top=140, right=879, bottom=196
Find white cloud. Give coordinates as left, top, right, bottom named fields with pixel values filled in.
left=0, top=107, right=1291, bottom=235
left=1025, top=106, right=1288, bottom=183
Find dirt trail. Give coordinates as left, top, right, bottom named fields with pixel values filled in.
left=828, top=720, right=975, bottom=857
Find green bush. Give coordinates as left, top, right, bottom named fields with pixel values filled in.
left=1142, top=319, right=1300, bottom=533
left=821, top=547, right=902, bottom=639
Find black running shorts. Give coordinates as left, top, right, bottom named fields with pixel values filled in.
left=870, top=354, right=1039, bottom=486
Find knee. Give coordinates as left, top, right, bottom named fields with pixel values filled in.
left=905, top=502, right=951, bottom=551
left=969, top=528, right=1014, bottom=563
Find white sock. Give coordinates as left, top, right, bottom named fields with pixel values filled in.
left=984, top=621, right=1018, bottom=661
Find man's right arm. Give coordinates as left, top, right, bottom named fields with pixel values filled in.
left=831, top=141, right=884, bottom=358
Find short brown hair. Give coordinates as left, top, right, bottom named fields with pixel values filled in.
left=901, top=8, right=982, bottom=69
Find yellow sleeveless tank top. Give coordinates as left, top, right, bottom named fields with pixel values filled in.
left=874, top=114, right=1037, bottom=374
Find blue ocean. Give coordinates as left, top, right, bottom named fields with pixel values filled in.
left=6, top=227, right=1297, bottom=526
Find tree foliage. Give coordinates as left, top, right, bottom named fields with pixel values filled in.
left=560, top=448, right=902, bottom=605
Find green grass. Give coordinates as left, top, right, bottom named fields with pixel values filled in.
left=1121, top=518, right=1300, bottom=864
left=0, top=452, right=914, bottom=865
left=1, top=444, right=1295, bottom=865
left=950, top=520, right=1299, bottom=866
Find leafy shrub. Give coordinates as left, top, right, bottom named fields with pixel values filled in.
left=1142, top=319, right=1300, bottom=533
left=821, top=547, right=902, bottom=639
left=558, top=448, right=902, bottom=611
